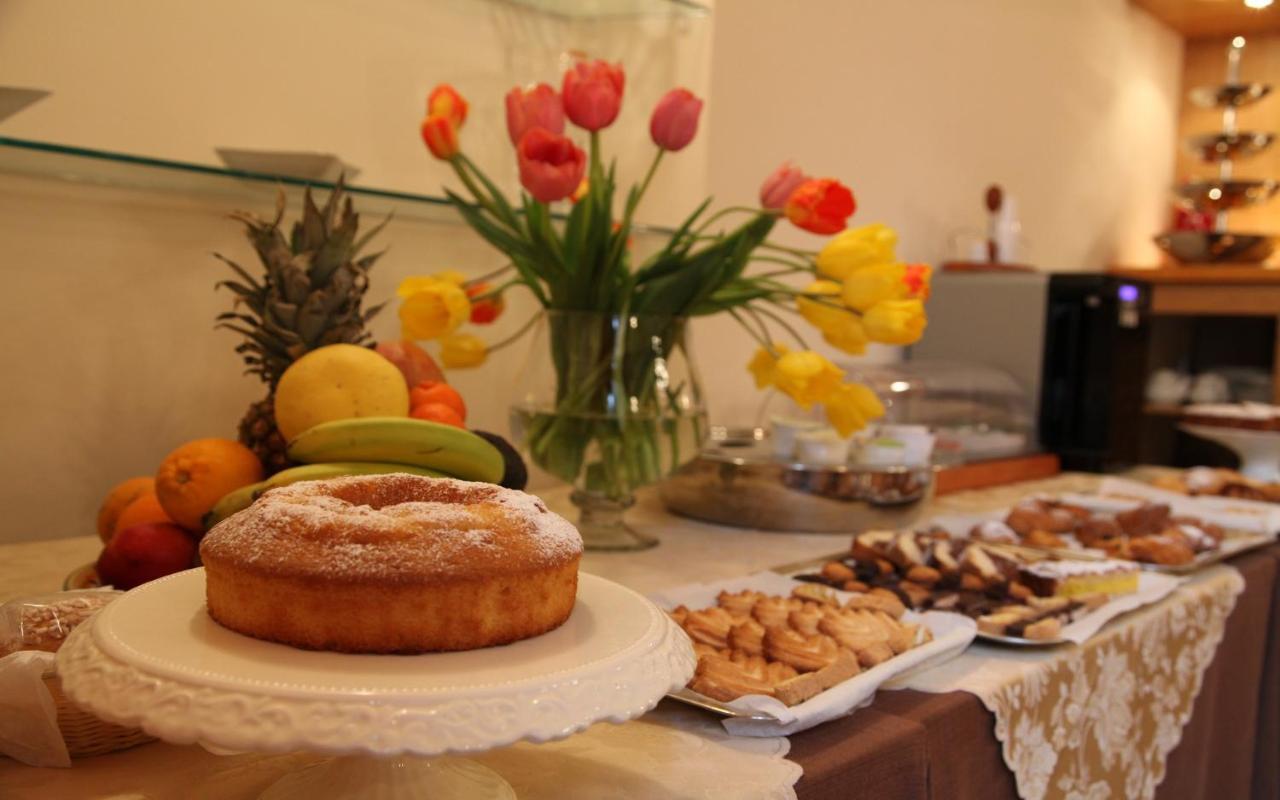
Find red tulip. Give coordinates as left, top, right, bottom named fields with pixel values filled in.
left=517, top=128, right=587, bottom=203
left=785, top=178, right=856, bottom=234
left=562, top=60, right=625, bottom=132
left=759, top=161, right=809, bottom=210
left=650, top=88, right=703, bottom=152
left=420, top=115, right=459, bottom=160
left=505, top=83, right=565, bottom=146
left=427, top=84, right=468, bottom=129
left=466, top=282, right=506, bottom=324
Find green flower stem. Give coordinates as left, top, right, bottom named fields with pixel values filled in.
left=729, top=307, right=773, bottom=349
left=690, top=206, right=772, bottom=238
left=485, top=311, right=544, bottom=354
left=447, top=158, right=508, bottom=227
left=760, top=241, right=819, bottom=258
left=465, top=262, right=518, bottom=287
left=468, top=277, right=522, bottom=303
left=750, top=303, right=809, bottom=349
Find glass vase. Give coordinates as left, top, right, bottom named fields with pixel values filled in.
left=509, top=310, right=707, bottom=551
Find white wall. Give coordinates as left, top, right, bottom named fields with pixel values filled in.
left=693, top=0, right=1184, bottom=426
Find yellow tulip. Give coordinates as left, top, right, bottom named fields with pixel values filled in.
left=398, top=280, right=470, bottom=340
left=797, top=280, right=845, bottom=331
left=815, top=223, right=898, bottom=281
left=824, top=382, right=886, bottom=437
left=822, top=316, right=869, bottom=356
left=863, top=299, right=927, bottom=346
left=747, top=344, right=788, bottom=389
left=774, top=350, right=844, bottom=408
left=841, top=262, right=906, bottom=312
left=439, top=333, right=487, bottom=368
left=396, top=272, right=467, bottom=298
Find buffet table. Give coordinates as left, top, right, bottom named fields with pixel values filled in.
left=1, top=473, right=1278, bottom=799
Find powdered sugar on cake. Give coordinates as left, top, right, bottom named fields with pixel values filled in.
left=202, top=474, right=583, bottom=581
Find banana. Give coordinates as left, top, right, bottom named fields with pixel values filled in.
left=204, top=461, right=448, bottom=529
left=287, top=417, right=505, bottom=484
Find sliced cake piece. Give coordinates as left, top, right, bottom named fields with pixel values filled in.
left=1018, top=560, right=1139, bottom=599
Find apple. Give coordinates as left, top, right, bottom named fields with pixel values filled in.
left=97, top=523, right=196, bottom=590
left=375, top=340, right=445, bottom=389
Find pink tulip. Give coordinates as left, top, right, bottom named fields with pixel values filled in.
left=649, top=88, right=703, bottom=152
left=517, top=128, right=587, bottom=203
left=562, top=60, right=625, bottom=132
left=759, top=161, right=809, bottom=210
left=505, top=83, right=565, bottom=146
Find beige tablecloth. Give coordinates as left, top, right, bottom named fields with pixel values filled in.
left=894, top=566, right=1244, bottom=800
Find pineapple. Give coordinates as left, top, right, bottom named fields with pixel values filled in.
left=215, top=177, right=388, bottom=474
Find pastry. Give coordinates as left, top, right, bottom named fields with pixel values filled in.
left=1018, top=560, right=1140, bottom=598
left=200, top=474, right=582, bottom=653
left=674, top=585, right=926, bottom=707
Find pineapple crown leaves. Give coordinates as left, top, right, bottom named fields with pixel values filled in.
left=213, top=175, right=390, bottom=388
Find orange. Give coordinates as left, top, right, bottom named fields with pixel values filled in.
left=113, top=491, right=176, bottom=537
left=155, top=438, right=264, bottom=530
left=410, top=402, right=465, bottom=428
left=97, top=476, right=155, bottom=543
left=410, top=380, right=466, bottom=422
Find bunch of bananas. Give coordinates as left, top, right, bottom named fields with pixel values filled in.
left=205, top=417, right=518, bottom=528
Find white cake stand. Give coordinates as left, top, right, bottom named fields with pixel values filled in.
left=56, top=569, right=695, bottom=799
left=1181, top=424, right=1280, bottom=482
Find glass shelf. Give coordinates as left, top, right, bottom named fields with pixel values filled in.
left=490, top=0, right=709, bottom=19
left=0, top=135, right=460, bottom=224
left=0, top=136, right=675, bottom=239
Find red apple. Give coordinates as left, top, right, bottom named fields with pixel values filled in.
left=375, top=340, right=446, bottom=389
left=97, top=523, right=196, bottom=590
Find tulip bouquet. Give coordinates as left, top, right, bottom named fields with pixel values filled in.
left=403, top=60, right=930, bottom=533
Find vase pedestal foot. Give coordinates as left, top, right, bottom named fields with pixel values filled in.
left=571, top=490, right=658, bottom=551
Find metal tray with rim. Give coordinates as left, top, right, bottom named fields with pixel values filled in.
left=997, top=529, right=1275, bottom=576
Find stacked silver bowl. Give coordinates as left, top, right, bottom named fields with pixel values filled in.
left=1158, top=38, right=1276, bottom=265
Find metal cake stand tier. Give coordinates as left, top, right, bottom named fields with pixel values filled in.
left=57, top=569, right=696, bottom=799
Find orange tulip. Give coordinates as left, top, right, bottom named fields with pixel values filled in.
left=785, top=178, right=856, bottom=234
left=420, top=115, right=459, bottom=160
left=562, top=60, right=625, bottom=132
left=903, top=263, right=932, bottom=300
left=427, top=84, right=468, bottom=129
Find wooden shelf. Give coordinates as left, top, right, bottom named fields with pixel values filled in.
left=1109, top=266, right=1280, bottom=285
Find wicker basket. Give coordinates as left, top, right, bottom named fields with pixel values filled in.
left=43, top=673, right=154, bottom=758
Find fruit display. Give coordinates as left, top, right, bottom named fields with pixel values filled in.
left=216, top=179, right=390, bottom=474
left=86, top=182, right=530, bottom=592
left=273, top=344, right=410, bottom=440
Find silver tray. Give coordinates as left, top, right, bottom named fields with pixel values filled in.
left=1189, top=82, right=1272, bottom=109
left=975, top=631, right=1072, bottom=647
left=1173, top=179, right=1279, bottom=213
left=1184, top=131, right=1275, bottom=163
left=1154, top=230, right=1273, bottom=264
left=658, top=429, right=934, bottom=533
left=666, top=689, right=782, bottom=721
left=771, top=551, right=1073, bottom=647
